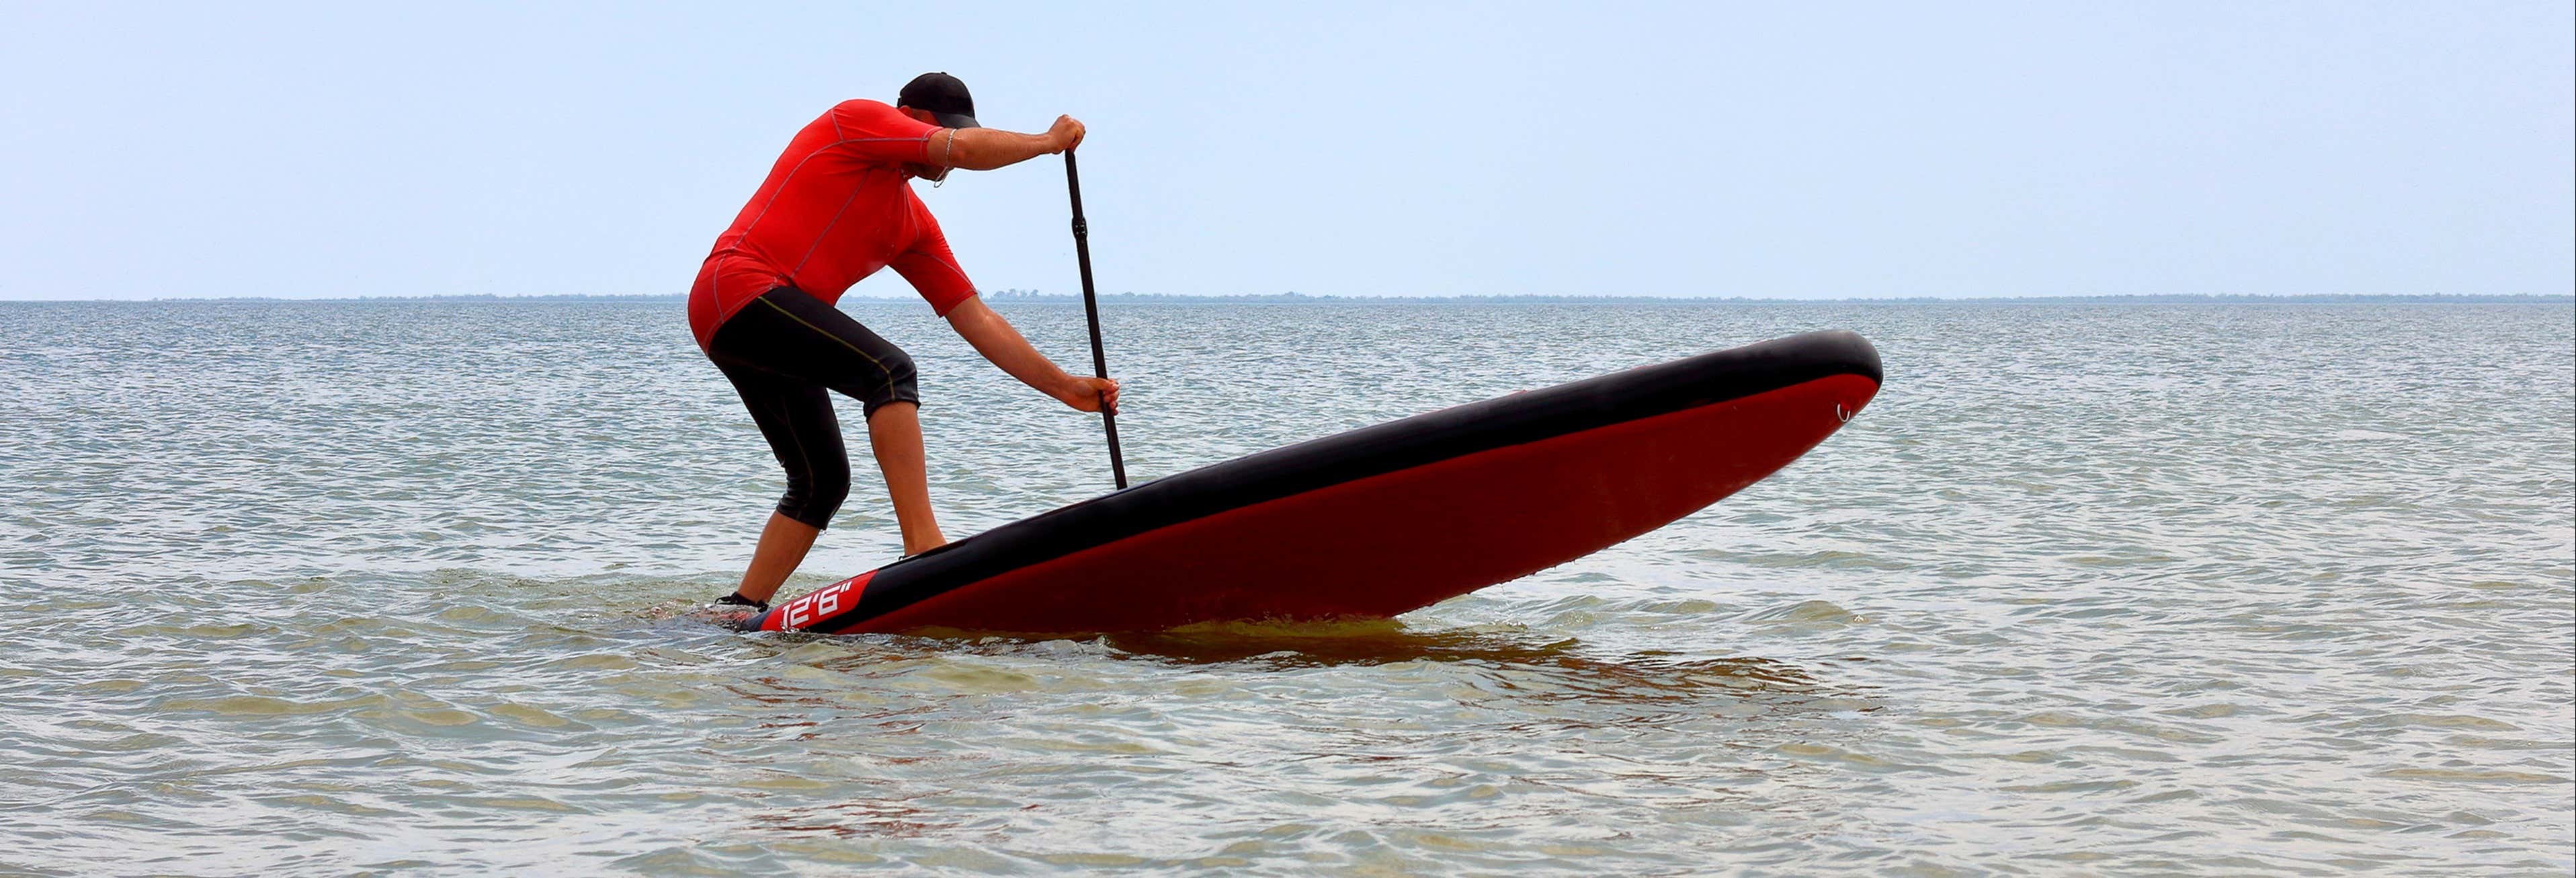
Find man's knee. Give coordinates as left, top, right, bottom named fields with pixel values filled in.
left=882, top=346, right=917, bottom=388
left=778, top=461, right=851, bottom=528
left=864, top=346, right=920, bottom=418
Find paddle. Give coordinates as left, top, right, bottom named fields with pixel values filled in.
left=1064, top=149, right=1129, bottom=489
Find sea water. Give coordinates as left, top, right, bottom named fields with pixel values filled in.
left=1, top=298, right=2569, bottom=874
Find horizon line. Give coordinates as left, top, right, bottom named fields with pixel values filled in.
left=3, top=291, right=2569, bottom=305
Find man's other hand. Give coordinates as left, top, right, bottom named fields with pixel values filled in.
left=1056, top=376, right=1119, bottom=414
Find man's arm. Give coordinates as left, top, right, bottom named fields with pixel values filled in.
left=943, top=116, right=1087, bottom=171
left=944, top=296, right=1120, bottom=413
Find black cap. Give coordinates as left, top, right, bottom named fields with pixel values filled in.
left=897, top=72, right=980, bottom=129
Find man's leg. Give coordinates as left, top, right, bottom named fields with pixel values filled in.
left=733, top=510, right=823, bottom=605
left=866, top=401, right=947, bottom=554
left=713, top=358, right=849, bottom=607
left=739, top=288, right=944, bottom=555
left=709, top=287, right=940, bottom=610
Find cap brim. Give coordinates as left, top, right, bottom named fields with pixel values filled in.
left=932, top=112, right=980, bottom=129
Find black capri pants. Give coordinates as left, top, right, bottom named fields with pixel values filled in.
left=704, top=286, right=919, bottom=529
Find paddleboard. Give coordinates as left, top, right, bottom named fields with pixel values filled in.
left=740, top=329, right=1881, bottom=635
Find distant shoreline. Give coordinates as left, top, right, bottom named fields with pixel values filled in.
left=6, top=292, right=2569, bottom=305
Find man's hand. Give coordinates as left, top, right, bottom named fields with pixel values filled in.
left=1048, top=115, right=1086, bottom=153
left=1055, top=376, right=1119, bottom=414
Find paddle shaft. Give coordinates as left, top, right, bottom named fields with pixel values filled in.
left=1064, top=150, right=1128, bottom=489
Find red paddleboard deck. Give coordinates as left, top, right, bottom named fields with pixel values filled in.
left=743, top=330, right=1882, bottom=635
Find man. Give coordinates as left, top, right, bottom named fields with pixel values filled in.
left=688, top=73, right=1120, bottom=613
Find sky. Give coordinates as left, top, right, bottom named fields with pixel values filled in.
left=1, top=1, right=2568, bottom=301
